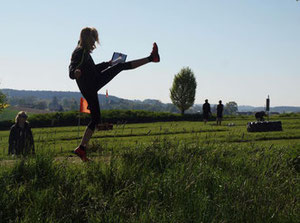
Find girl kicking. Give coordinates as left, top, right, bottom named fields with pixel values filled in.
left=69, top=27, right=160, bottom=161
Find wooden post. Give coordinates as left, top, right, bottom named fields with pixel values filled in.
left=266, top=95, right=270, bottom=121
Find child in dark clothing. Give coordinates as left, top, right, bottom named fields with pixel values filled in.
left=69, top=27, right=160, bottom=161
left=9, top=111, right=35, bottom=156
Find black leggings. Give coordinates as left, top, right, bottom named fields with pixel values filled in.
left=82, top=62, right=133, bottom=131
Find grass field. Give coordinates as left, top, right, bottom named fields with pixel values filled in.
left=1, top=115, right=300, bottom=158
left=0, top=115, right=299, bottom=222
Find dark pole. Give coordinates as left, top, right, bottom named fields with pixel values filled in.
left=266, top=95, right=270, bottom=121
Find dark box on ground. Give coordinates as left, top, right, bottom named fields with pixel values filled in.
left=247, top=121, right=282, bottom=132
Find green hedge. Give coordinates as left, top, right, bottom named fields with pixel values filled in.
left=0, top=110, right=208, bottom=130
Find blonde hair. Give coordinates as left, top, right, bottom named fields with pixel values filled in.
left=78, top=27, right=99, bottom=52
left=15, top=111, right=28, bottom=123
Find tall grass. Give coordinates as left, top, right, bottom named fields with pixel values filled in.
left=0, top=138, right=299, bottom=222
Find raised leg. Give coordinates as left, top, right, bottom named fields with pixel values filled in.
left=80, top=127, right=94, bottom=147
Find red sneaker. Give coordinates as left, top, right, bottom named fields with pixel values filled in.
left=74, top=146, right=89, bottom=162
left=150, top=42, right=160, bottom=62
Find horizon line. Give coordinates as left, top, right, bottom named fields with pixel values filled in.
left=1, top=88, right=299, bottom=108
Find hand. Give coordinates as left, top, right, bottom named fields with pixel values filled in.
left=74, top=69, right=82, bottom=79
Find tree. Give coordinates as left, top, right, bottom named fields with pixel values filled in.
left=69, top=98, right=79, bottom=111
left=62, top=98, right=71, bottom=109
left=0, top=90, right=8, bottom=113
left=170, top=67, right=197, bottom=115
left=34, top=100, right=48, bottom=110
left=18, top=96, right=37, bottom=108
left=49, top=96, right=63, bottom=111
left=224, top=101, right=238, bottom=115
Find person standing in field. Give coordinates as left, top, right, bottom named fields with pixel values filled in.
left=69, top=27, right=160, bottom=162
left=8, top=111, right=35, bottom=156
left=216, top=100, right=224, bottom=125
left=202, top=99, right=211, bottom=124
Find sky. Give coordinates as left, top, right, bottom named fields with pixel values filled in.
left=0, top=0, right=300, bottom=107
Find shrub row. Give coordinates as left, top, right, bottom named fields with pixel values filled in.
left=0, top=110, right=210, bottom=130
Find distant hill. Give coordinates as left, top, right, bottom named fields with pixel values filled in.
left=1, top=89, right=300, bottom=114
left=1, top=89, right=179, bottom=113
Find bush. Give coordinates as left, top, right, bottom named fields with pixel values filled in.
left=0, top=110, right=206, bottom=130
left=0, top=120, right=14, bottom=130
left=279, top=113, right=300, bottom=118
